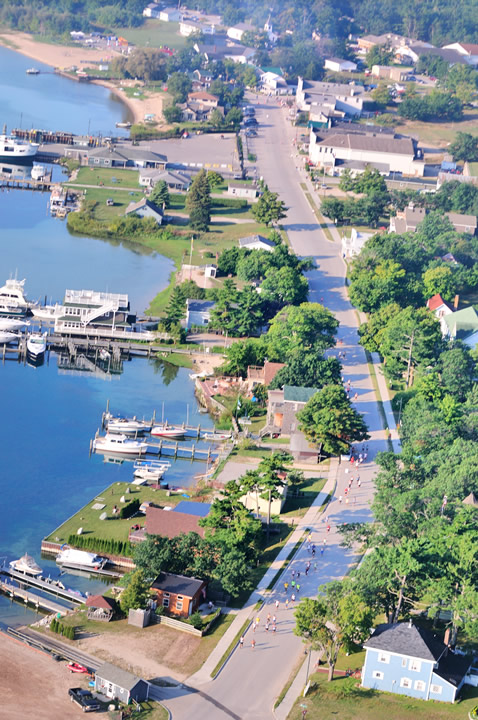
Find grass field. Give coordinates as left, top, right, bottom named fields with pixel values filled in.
left=281, top=476, right=326, bottom=519
left=288, top=673, right=478, bottom=720
left=70, top=167, right=141, bottom=189
left=394, top=108, right=478, bottom=147
left=112, top=20, right=188, bottom=50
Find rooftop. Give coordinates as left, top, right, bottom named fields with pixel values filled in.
left=124, top=197, right=163, bottom=216
left=239, top=234, right=276, bottom=249
left=96, top=662, right=143, bottom=690
left=316, top=132, right=415, bottom=156
left=85, top=594, right=116, bottom=610
left=151, top=572, right=205, bottom=597
left=443, top=306, right=478, bottom=338
left=186, top=299, right=216, bottom=313
left=173, top=500, right=211, bottom=517
left=364, top=622, right=446, bottom=662
left=283, top=385, right=318, bottom=403
left=427, top=293, right=449, bottom=311
left=145, top=505, right=206, bottom=538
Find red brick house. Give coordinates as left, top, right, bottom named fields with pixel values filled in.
left=151, top=572, right=207, bottom=618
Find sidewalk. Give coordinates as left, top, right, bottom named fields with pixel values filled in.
left=187, top=459, right=339, bottom=687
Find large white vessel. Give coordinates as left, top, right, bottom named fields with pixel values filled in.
left=93, top=433, right=148, bottom=455
left=9, top=553, right=42, bottom=576
left=0, top=277, right=36, bottom=316
left=56, top=546, right=107, bottom=570
left=0, top=126, right=38, bottom=162
left=27, top=332, right=47, bottom=359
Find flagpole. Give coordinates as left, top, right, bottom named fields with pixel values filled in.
left=189, top=235, right=194, bottom=280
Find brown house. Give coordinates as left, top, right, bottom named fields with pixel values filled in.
left=246, top=360, right=285, bottom=391
left=151, top=572, right=207, bottom=618
left=129, top=505, right=207, bottom=544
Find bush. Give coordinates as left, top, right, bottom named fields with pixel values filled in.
left=189, top=611, right=203, bottom=630
left=212, top=197, right=247, bottom=209
left=119, top=498, right=140, bottom=520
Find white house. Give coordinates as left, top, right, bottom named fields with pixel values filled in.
left=159, top=7, right=181, bottom=22
left=143, top=3, right=161, bottom=18
left=260, top=70, right=291, bottom=95
left=426, top=293, right=454, bottom=335
left=442, top=42, right=478, bottom=66
left=139, top=168, right=191, bottom=191
left=342, top=228, right=373, bottom=258
left=309, top=128, right=425, bottom=177
left=441, top=306, right=478, bottom=348
left=324, top=57, right=357, bottom=73
left=185, top=299, right=216, bottom=329
left=296, top=77, right=363, bottom=116
left=227, top=181, right=258, bottom=199
left=124, top=198, right=163, bottom=225
left=227, top=22, right=255, bottom=42
left=180, top=20, right=215, bottom=37
left=239, top=234, right=276, bottom=252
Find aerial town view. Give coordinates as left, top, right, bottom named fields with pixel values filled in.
left=1, top=0, right=478, bottom=718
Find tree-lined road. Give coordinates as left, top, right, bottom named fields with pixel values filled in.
left=155, top=97, right=389, bottom=720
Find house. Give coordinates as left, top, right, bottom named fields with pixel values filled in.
left=159, top=7, right=181, bottom=22
left=95, top=663, right=149, bottom=703
left=259, top=70, right=291, bottom=95
left=151, top=572, right=207, bottom=618
left=185, top=298, right=216, bottom=329
left=188, top=91, right=219, bottom=108
left=372, top=65, right=412, bottom=82
left=178, top=92, right=222, bottom=122
left=398, top=44, right=467, bottom=66
left=447, top=212, right=477, bottom=234
left=173, top=500, right=212, bottom=517
left=266, top=385, right=318, bottom=434
left=139, top=168, right=191, bottom=191
left=85, top=594, right=117, bottom=622
left=193, top=69, right=213, bottom=88
left=53, top=289, right=136, bottom=336
left=390, top=205, right=477, bottom=235
left=86, top=145, right=166, bottom=169
left=296, top=77, right=364, bottom=117
left=227, top=22, right=255, bottom=42
left=227, top=181, right=258, bottom=199
left=362, top=621, right=472, bottom=703
left=309, top=128, right=424, bottom=177
left=246, top=361, right=286, bottom=390
left=442, top=42, right=478, bottom=66
left=238, top=234, right=276, bottom=251
left=180, top=20, right=215, bottom=37
left=129, top=504, right=208, bottom=545
left=342, top=228, right=373, bottom=258
left=442, top=307, right=478, bottom=348
left=124, top=198, right=163, bottom=225
left=426, top=294, right=454, bottom=325
left=324, top=58, right=357, bottom=73
left=143, top=3, right=161, bottom=18
left=240, top=478, right=288, bottom=516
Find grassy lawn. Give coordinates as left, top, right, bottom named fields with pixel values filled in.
left=69, top=167, right=141, bottom=189
left=281, top=477, right=327, bottom=519
left=394, top=108, right=478, bottom=147
left=112, top=20, right=188, bottom=50
left=80, top=186, right=145, bottom=220
left=288, top=673, right=478, bottom=720
left=44, top=482, right=197, bottom=545
left=230, top=444, right=274, bottom=461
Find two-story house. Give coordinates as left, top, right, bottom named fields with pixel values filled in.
left=362, top=621, right=472, bottom=703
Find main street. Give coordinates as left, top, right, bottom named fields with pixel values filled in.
left=154, top=97, right=390, bottom=720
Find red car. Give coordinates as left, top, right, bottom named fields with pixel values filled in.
left=68, top=662, right=89, bottom=674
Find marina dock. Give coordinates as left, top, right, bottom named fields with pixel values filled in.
left=145, top=440, right=219, bottom=461
left=3, top=568, right=86, bottom=604
left=0, top=578, right=71, bottom=616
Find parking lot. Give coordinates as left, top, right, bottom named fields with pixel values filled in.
left=146, top=132, right=240, bottom=174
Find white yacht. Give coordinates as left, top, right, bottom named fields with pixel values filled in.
left=31, top=164, right=46, bottom=180
left=9, top=553, right=42, bottom=576
left=31, top=303, right=64, bottom=321
left=133, top=459, right=171, bottom=481
left=0, top=330, right=19, bottom=343
left=93, top=433, right=148, bottom=455
left=150, top=424, right=185, bottom=439
left=0, top=126, right=38, bottom=162
left=0, top=318, right=28, bottom=331
left=27, top=332, right=47, bottom=359
left=0, top=277, right=36, bottom=316
left=106, top=414, right=152, bottom=434
left=56, top=547, right=106, bottom=570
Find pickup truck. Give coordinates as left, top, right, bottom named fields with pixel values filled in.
left=69, top=688, right=100, bottom=713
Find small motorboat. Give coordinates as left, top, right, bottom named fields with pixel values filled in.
left=203, top=431, right=232, bottom=441
left=0, top=330, right=19, bottom=344
left=26, top=67, right=40, bottom=75
left=31, top=164, right=46, bottom=180
left=27, top=332, right=47, bottom=359
left=31, top=304, right=63, bottom=321
left=93, top=433, right=148, bottom=455
left=68, top=662, right=89, bottom=674
left=115, top=121, right=132, bottom=128
left=133, top=459, right=171, bottom=481
left=0, top=318, right=28, bottom=331
left=150, top=424, right=185, bottom=439
left=105, top=414, right=152, bottom=434
left=9, top=553, right=42, bottom=576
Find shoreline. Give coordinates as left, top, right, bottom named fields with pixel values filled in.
left=0, top=30, right=165, bottom=126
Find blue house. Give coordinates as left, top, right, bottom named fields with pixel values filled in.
left=362, top=621, right=472, bottom=703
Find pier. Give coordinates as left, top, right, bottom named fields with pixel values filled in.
left=0, top=172, right=53, bottom=192
left=146, top=440, right=219, bottom=461
left=0, top=578, right=71, bottom=616
left=3, top=568, right=86, bottom=605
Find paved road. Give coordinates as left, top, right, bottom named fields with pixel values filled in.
left=155, top=97, right=388, bottom=720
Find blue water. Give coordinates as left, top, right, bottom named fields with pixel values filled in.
left=0, top=49, right=213, bottom=625
left=0, top=45, right=131, bottom=136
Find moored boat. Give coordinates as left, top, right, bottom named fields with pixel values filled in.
left=203, top=431, right=232, bottom=441
left=105, top=414, right=152, bottom=434
left=0, top=330, right=19, bottom=343
left=0, top=126, right=38, bottom=162
left=133, top=459, right=171, bottom=480
left=31, top=164, right=46, bottom=180
left=9, top=553, right=42, bottom=576
left=93, top=433, right=148, bottom=455
left=27, top=332, right=47, bottom=359
left=0, top=277, right=36, bottom=316
left=26, top=68, right=40, bottom=75
left=0, top=318, right=28, bottom=331
left=150, top=424, right=185, bottom=439
left=56, top=546, right=107, bottom=570
left=31, top=304, right=64, bottom=321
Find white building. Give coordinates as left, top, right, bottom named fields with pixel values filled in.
left=139, top=168, right=191, bottom=191
left=227, top=22, right=255, bottom=42
left=342, top=228, right=373, bottom=258
left=180, top=20, right=215, bottom=37
left=296, top=77, right=363, bottom=116
left=259, top=70, right=291, bottom=95
left=159, top=7, right=181, bottom=22
left=324, top=57, right=357, bottom=73
left=309, top=128, right=425, bottom=177
left=185, top=299, right=216, bottom=329
left=124, top=198, right=163, bottom=224
left=227, top=181, right=258, bottom=199
left=143, top=3, right=161, bottom=18
left=442, top=42, right=478, bottom=65
left=239, top=234, right=276, bottom=252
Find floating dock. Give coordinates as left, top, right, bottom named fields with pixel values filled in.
left=0, top=578, right=70, bottom=616
left=3, top=568, right=86, bottom=604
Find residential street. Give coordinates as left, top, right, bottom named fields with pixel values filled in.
left=153, top=97, right=391, bottom=720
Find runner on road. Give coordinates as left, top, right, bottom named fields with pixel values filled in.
left=239, top=636, right=244, bottom=649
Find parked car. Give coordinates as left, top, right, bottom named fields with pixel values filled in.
left=69, top=688, right=100, bottom=713
left=245, top=128, right=257, bottom=137
left=243, top=105, right=255, bottom=116
left=244, top=117, right=258, bottom=126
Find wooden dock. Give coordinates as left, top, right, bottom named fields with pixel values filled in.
left=146, top=440, right=219, bottom=461
left=0, top=578, right=70, bottom=616
left=0, top=172, right=53, bottom=192
left=4, top=568, right=86, bottom=604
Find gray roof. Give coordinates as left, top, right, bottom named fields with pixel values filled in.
left=141, top=169, right=190, bottom=186
left=96, top=662, right=143, bottom=690
left=88, top=146, right=167, bottom=163
left=239, top=234, right=275, bottom=248
left=151, top=572, right=205, bottom=597
left=408, top=45, right=467, bottom=64
left=364, top=622, right=446, bottom=662
left=317, top=132, right=414, bottom=156
left=125, top=198, right=163, bottom=216
left=434, top=651, right=473, bottom=687
left=283, top=385, right=318, bottom=403
left=186, top=299, right=215, bottom=313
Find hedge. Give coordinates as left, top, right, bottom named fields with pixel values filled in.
left=67, top=534, right=134, bottom=557
left=212, top=197, right=247, bottom=209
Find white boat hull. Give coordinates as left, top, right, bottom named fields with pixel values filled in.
left=0, top=330, right=18, bottom=343
left=93, top=433, right=148, bottom=455
left=0, top=318, right=28, bottom=331
left=151, top=426, right=185, bottom=439
left=27, top=333, right=47, bottom=357
left=106, top=420, right=152, bottom=434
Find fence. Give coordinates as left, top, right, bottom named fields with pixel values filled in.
left=151, top=608, right=222, bottom=637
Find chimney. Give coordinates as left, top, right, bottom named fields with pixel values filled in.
left=454, top=294, right=459, bottom=309
left=444, top=628, right=451, bottom=646
left=408, top=619, right=413, bottom=628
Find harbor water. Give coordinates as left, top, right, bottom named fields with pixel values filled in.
left=0, top=48, right=213, bottom=624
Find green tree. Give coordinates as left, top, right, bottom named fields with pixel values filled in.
left=422, top=265, right=456, bottom=301
left=225, top=107, right=243, bottom=126
left=206, top=171, right=224, bottom=190
left=209, top=108, right=225, bottom=128
left=294, top=582, right=373, bottom=681
left=371, top=83, right=391, bottom=109
left=120, top=569, right=151, bottom=615
left=449, top=132, right=478, bottom=163
left=186, top=169, right=211, bottom=232
left=298, top=385, right=369, bottom=455
left=257, top=452, right=292, bottom=531
left=251, top=190, right=287, bottom=225
left=235, top=285, right=265, bottom=336
left=440, top=346, right=474, bottom=400
left=150, top=180, right=170, bottom=209
left=167, top=71, right=192, bottom=103
left=365, top=44, right=394, bottom=68
left=261, top=265, right=309, bottom=306
left=163, top=104, right=182, bottom=124
left=269, top=353, right=342, bottom=390
left=266, top=303, right=338, bottom=360
left=219, top=338, right=266, bottom=377
left=349, top=258, right=406, bottom=313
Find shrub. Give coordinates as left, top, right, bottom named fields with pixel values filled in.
left=212, top=197, right=247, bottom=209
left=189, top=612, right=203, bottom=630
left=119, top=498, right=140, bottom=520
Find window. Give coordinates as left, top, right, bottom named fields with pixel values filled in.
left=378, top=652, right=390, bottom=664
left=162, top=597, right=169, bottom=608
left=163, top=592, right=170, bottom=597
left=400, top=677, right=411, bottom=689
left=176, top=600, right=183, bottom=611
left=372, top=671, right=383, bottom=680
left=409, top=659, right=422, bottom=672
left=414, top=680, right=426, bottom=692
left=402, top=658, right=407, bottom=668
left=430, top=684, right=442, bottom=695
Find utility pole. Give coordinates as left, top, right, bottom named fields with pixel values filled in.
left=405, top=329, right=415, bottom=388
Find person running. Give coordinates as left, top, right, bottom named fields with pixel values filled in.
left=291, top=579, right=296, bottom=589
left=265, top=622, right=269, bottom=632
left=275, top=599, right=280, bottom=609
left=291, top=593, right=296, bottom=603
left=327, top=524, right=331, bottom=533
left=358, top=479, right=361, bottom=488
left=305, top=566, right=309, bottom=576
left=339, top=495, right=342, bottom=503
left=272, top=624, right=276, bottom=633
left=297, top=571, right=300, bottom=579
left=320, top=546, right=324, bottom=555
left=267, top=613, right=271, bottom=623
left=285, top=598, right=289, bottom=609
left=255, top=616, right=260, bottom=627
left=284, top=581, right=289, bottom=592
left=296, top=583, right=301, bottom=593
left=239, top=635, right=244, bottom=649
left=311, top=547, right=316, bottom=557
left=251, top=638, right=256, bottom=650
left=314, top=562, right=317, bottom=571
left=291, top=569, right=295, bottom=578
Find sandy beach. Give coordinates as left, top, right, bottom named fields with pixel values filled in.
left=0, top=31, right=166, bottom=125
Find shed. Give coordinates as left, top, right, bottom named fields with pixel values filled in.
left=185, top=298, right=216, bottom=329
left=238, top=234, right=276, bottom=252
left=227, top=181, right=258, bottom=199
left=95, top=662, right=149, bottom=703
left=151, top=572, right=207, bottom=617
left=124, top=198, right=163, bottom=225
left=85, top=594, right=117, bottom=622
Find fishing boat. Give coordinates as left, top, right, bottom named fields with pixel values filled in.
left=0, top=330, right=19, bottom=343
left=93, top=433, right=148, bottom=455
left=133, top=459, right=171, bottom=481
left=105, top=414, right=152, bottom=434
left=0, top=277, right=36, bottom=316
left=0, top=318, right=28, bottom=331
left=26, top=332, right=47, bottom=359
left=56, top=546, right=106, bottom=570
left=9, top=553, right=42, bottom=576
left=150, top=424, right=185, bottom=439
left=26, top=68, right=40, bottom=75
left=31, top=163, right=46, bottom=180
